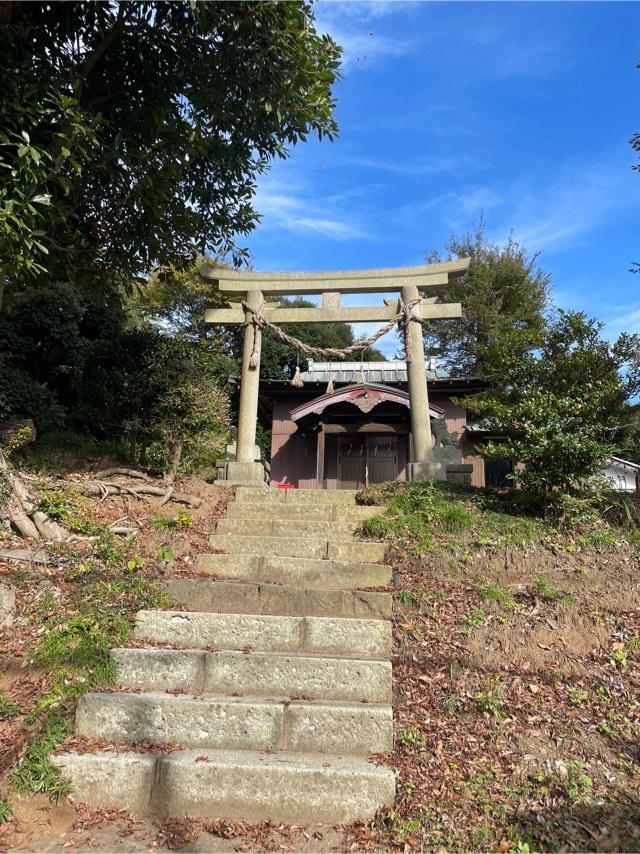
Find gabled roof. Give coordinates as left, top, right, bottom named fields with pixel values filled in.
left=290, top=382, right=445, bottom=423
left=609, top=456, right=640, bottom=471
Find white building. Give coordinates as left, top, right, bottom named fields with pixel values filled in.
left=603, top=456, right=640, bottom=492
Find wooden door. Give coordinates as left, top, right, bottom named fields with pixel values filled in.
left=337, top=436, right=366, bottom=489
left=368, top=435, right=398, bottom=483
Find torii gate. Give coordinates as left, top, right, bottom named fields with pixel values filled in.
left=201, top=260, right=469, bottom=486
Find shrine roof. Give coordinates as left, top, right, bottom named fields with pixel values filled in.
left=299, top=359, right=450, bottom=385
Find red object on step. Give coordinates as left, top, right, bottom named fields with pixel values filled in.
left=277, top=483, right=296, bottom=489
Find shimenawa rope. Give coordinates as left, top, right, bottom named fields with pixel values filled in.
left=243, top=295, right=425, bottom=369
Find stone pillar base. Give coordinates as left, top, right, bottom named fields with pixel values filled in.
left=407, top=461, right=447, bottom=482
left=445, top=463, right=473, bottom=487
left=220, top=461, right=266, bottom=486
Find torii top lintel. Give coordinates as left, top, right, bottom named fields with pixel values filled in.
left=199, top=258, right=470, bottom=296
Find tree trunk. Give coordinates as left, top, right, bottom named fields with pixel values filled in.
left=165, top=441, right=183, bottom=485
left=0, top=451, right=66, bottom=540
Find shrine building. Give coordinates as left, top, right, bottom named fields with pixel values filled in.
left=253, top=359, right=495, bottom=490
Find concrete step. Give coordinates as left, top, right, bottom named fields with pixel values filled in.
left=111, top=647, right=392, bottom=703
left=216, top=517, right=359, bottom=539
left=193, top=553, right=391, bottom=589
left=53, top=748, right=395, bottom=823
left=165, top=579, right=392, bottom=619
left=234, top=487, right=359, bottom=505
left=76, top=691, right=393, bottom=756
left=208, top=534, right=386, bottom=563
left=225, top=502, right=380, bottom=521
left=134, top=610, right=392, bottom=660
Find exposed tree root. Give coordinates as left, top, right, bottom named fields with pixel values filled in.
left=1, top=451, right=68, bottom=541
left=70, top=480, right=201, bottom=508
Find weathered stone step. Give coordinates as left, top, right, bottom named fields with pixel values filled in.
left=234, top=487, right=359, bottom=505
left=111, top=648, right=392, bottom=703
left=208, top=534, right=386, bottom=563
left=134, top=610, right=392, bottom=660
left=225, top=502, right=380, bottom=521
left=165, top=578, right=392, bottom=619
left=53, top=748, right=395, bottom=823
left=76, top=691, right=393, bottom=756
left=216, top=517, right=359, bottom=539
left=194, top=553, right=391, bottom=589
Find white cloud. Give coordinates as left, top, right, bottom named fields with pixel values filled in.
left=253, top=175, right=371, bottom=241
left=337, top=152, right=476, bottom=176
left=503, top=155, right=637, bottom=254
left=313, top=1, right=419, bottom=71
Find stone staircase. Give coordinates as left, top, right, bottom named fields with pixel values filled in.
left=54, top=487, right=396, bottom=824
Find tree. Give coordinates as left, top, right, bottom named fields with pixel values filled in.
left=0, top=2, right=341, bottom=302
left=470, top=310, right=640, bottom=516
left=424, top=224, right=550, bottom=377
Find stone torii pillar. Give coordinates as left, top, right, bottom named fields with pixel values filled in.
left=226, top=289, right=266, bottom=484
left=403, top=282, right=440, bottom=482
left=201, top=261, right=469, bottom=486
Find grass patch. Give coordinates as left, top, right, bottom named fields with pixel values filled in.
left=530, top=576, right=575, bottom=607
left=476, top=578, right=517, bottom=611
left=578, top=527, right=619, bottom=552
left=0, top=692, right=21, bottom=720
left=357, top=481, right=639, bottom=560
left=0, top=800, right=11, bottom=824
left=357, top=482, right=553, bottom=555
left=10, top=715, right=71, bottom=800
left=152, top=509, right=193, bottom=532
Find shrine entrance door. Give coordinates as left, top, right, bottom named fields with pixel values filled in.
left=336, top=434, right=406, bottom=489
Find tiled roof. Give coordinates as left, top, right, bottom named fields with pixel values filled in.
left=300, top=359, right=451, bottom=384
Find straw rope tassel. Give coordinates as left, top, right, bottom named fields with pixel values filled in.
left=326, top=363, right=335, bottom=395
left=291, top=355, right=304, bottom=388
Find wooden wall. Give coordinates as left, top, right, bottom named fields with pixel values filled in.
left=270, top=392, right=485, bottom=488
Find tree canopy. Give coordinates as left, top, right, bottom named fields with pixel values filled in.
left=424, top=224, right=550, bottom=377
left=470, top=310, right=640, bottom=516
left=0, top=1, right=341, bottom=298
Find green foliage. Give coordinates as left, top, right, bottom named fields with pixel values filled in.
left=32, top=615, right=125, bottom=681
left=474, top=684, right=505, bottom=718
left=469, top=310, right=640, bottom=518
left=92, top=529, right=126, bottom=567
left=610, top=649, right=628, bottom=670
left=153, top=509, right=193, bottom=532
left=10, top=714, right=71, bottom=799
left=566, top=687, right=589, bottom=707
left=0, top=364, right=65, bottom=431
left=397, top=726, right=427, bottom=750
left=0, top=800, right=11, bottom=824
left=565, top=761, right=593, bottom=802
left=0, top=2, right=341, bottom=286
left=0, top=692, right=21, bottom=719
left=424, top=223, right=550, bottom=377
left=529, top=576, right=574, bottom=606
left=476, top=578, right=517, bottom=612
left=463, top=607, right=486, bottom=629
left=577, top=527, right=619, bottom=551
left=357, top=481, right=552, bottom=555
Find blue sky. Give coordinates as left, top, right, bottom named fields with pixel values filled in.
left=245, top=1, right=640, bottom=357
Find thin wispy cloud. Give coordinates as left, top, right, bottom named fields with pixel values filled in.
left=338, top=153, right=476, bottom=176
left=253, top=175, right=371, bottom=242
left=314, top=1, right=418, bottom=70
left=505, top=154, right=637, bottom=253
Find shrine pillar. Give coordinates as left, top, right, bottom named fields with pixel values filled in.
left=225, top=289, right=266, bottom=484
left=402, top=284, right=445, bottom=482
